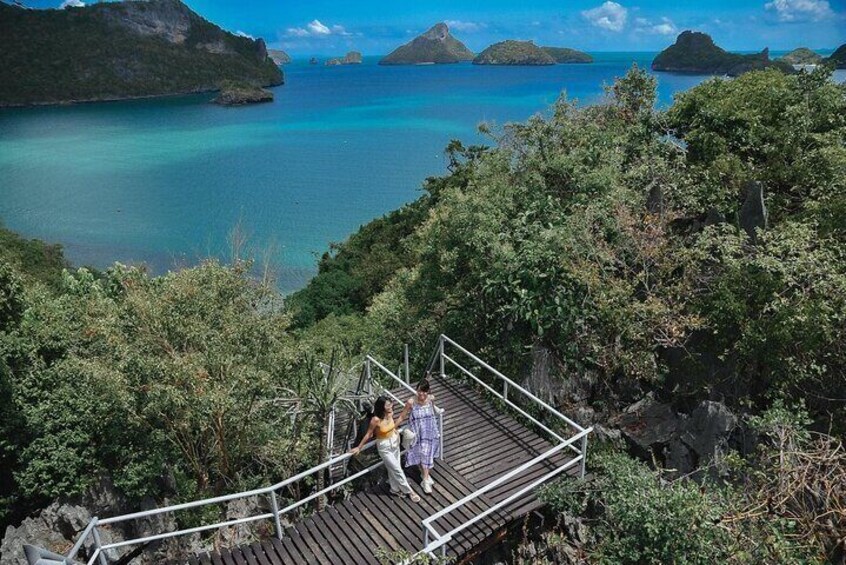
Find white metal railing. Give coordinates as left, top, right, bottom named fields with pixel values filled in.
left=64, top=421, right=395, bottom=564
left=416, top=334, right=592, bottom=558
left=55, top=336, right=587, bottom=564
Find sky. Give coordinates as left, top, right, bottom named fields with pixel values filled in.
left=19, top=0, right=846, bottom=55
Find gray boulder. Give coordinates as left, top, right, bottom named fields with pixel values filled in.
left=739, top=181, right=768, bottom=242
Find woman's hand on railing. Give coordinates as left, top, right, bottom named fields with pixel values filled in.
left=349, top=446, right=361, bottom=457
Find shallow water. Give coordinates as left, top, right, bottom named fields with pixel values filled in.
left=1, top=53, right=840, bottom=291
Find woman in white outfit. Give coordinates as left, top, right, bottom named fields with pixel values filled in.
left=350, top=396, right=420, bottom=502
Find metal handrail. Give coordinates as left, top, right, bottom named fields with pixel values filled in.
left=420, top=427, right=592, bottom=555
left=412, top=335, right=591, bottom=559
left=440, top=334, right=585, bottom=433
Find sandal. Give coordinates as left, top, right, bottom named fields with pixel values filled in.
left=408, top=491, right=421, bottom=503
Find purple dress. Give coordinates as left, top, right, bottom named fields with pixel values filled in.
left=405, top=401, right=441, bottom=469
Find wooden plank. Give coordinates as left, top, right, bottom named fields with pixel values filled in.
left=239, top=545, right=260, bottom=565
left=259, top=540, right=283, bottom=565
left=293, top=521, right=335, bottom=565
left=307, top=512, right=355, bottom=564
left=285, top=529, right=317, bottom=565
left=229, top=547, right=248, bottom=565
left=273, top=535, right=307, bottom=565
left=248, top=541, right=273, bottom=565
left=360, top=492, right=419, bottom=552
left=210, top=551, right=225, bottom=565
left=322, top=506, right=379, bottom=565
left=348, top=495, right=402, bottom=552
left=334, top=499, right=386, bottom=559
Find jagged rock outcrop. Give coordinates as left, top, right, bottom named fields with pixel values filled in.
left=473, top=40, right=555, bottom=66
left=541, top=46, right=593, bottom=63
left=212, top=81, right=273, bottom=105
left=379, top=23, right=474, bottom=65
left=325, top=51, right=363, bottom=66
left=613, top=396, right=741, bottom=478
left=0, top=0, right=283, bottom=106
left=652, top=31, right=793, bottom=76
left=268, top=49, right=291, bottom=65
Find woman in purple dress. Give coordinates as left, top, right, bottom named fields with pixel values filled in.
left=404, top=377, right=442, bottom=494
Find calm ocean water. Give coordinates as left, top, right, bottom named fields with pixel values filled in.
left=1, top=53, right=841, bottom=291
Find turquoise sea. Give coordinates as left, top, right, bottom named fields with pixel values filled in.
left=1, top=53, right=841, bottom=291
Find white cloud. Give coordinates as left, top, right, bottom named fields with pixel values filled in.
left=307, top=20, right=331, bottom=35
left=235, top=30, right=254, bottom=39
left=634, top=16, right=677, bottom=35
left=444, top=20, right=486, bottom=32
left=764, top=0, right=834, bottom=22
left=286, top=19, right=351, bottom=38
left=581, top=1, right=628, bottom=32
left=59, top=0, right=84, bottom=8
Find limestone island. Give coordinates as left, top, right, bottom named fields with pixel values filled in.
left=268, top=49, right=291, bottom=65
left=652, top=31, right=793, bottom=76
left=473, top=40, right=555, bottom=65
left=326, top=51, right=363, bottom=66
left=826, top=43, right=846, bottom=69
left=779, top=47, right=822, bottom=66
left=212, top=81, right=273, bottom=106
left=0, top=0, right=282, bottom=107
left=542, top=47, right=593, bottom=63
left=379, top=23, right=474, bottom=65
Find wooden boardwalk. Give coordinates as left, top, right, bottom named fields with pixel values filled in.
left=189, top=374, right=576, bottom=564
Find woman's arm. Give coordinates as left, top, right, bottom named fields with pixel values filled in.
left=396, top=398, right=414, bottom=426
left=350, top=417, right=378, bottom=455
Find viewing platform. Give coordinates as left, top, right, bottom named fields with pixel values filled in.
left=37, top=336, right=591, bottom=564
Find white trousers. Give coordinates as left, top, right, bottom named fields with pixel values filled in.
left=376, top=434, right=412, bottom=494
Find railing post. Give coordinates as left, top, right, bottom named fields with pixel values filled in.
left=327, top=408, right=336, bottom=485
left=424, top=527, right=429, bottom=547
left=270, top=491, right=283, bottom=540
left=580, top=434, right=588, bottom=479
left=404, top=344, right=410, bottom=384
left=91, top=521, right=107, bottom=565
left=438, top=336, right=445, bottom=378
left=366, top=358, right=372, bottom=395
left=503, top=381, right=508, bottom=401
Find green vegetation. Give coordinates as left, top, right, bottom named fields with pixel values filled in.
left=2, top=63, right=845, bottom=563
left=0, top=0, right=282, bottom=106
left=779, top=47, right=823, bottom=65
left=652, top=30, right=793, bottom=75
left=379, top=22, right=474, bottom=65
left=473, top=40, right=555, bottom=66
left=532, top=403, right=844, bottom=563
left=0, top=224, right=68, bottom=290
left=541, top=46, right=593, bottom=64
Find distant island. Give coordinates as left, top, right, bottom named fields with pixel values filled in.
left=473, top=40, right=555, bottom=65
left=828, top=43, right=846, bottom=68
left=268, top=49, right=291, bottom=65
left=652, top=31, right=792, bottom=76
left=380, top=23, right=474, bottom=65
left=0, top=0, right=282, bottom=107
left=326, top=51, right=363, bottom=66
left=542, top=46, right=593, bottom=63
left=779, top=47, right=822, bottom=66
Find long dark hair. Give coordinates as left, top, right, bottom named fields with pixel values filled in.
left=373, top=395, right=389, bottom=419
left=417, top=378, right=430, bottom=393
